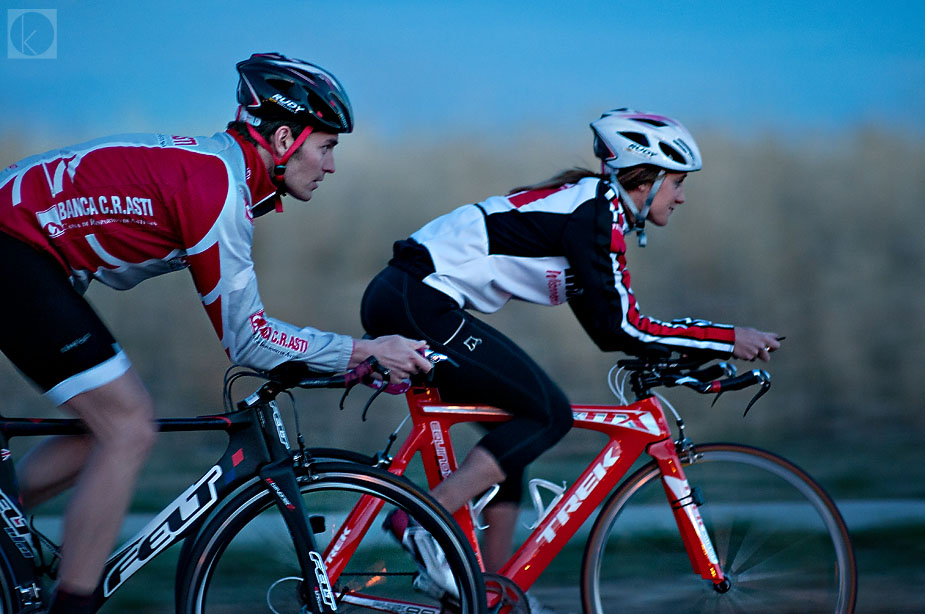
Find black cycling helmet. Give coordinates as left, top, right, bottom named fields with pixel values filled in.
left=236, top=52, right=353, bottom=133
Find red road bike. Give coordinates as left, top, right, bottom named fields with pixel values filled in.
left=319, top=347, right=857, bottom=613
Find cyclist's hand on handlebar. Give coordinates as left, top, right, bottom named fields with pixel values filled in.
left=733, top=327, right=783, bottom=362
left=350, top=335, right=432, bottom=381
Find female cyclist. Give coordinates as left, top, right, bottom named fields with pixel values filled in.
left=362, top=109, right=781, bottom=602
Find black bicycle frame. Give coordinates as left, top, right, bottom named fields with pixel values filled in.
left=0, top=385, right=337, bottom=613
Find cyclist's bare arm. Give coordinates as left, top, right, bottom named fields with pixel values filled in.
left=732, top=326, right=782, bottom=362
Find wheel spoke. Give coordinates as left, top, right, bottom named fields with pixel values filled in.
left=581, top=445, right=856, bottom=614
left=178, top=463, right=484, bottom=613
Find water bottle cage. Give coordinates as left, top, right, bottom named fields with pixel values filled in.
left=523, top=478, right=567, bottom=530
left=469, top=478, right=567, bottom=531
left=470, top=484, right=501, bottom=530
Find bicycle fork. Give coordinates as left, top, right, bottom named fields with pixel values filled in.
left=255, top=400, right=338, bottom=613
left=648, top=438, right=730, bottom=592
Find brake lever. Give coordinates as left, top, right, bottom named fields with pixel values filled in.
left=742, top=375, right=772, bottom=417
left=343, top=356, right=410, bottom=420
left=344, top=350, right=454, bottom=419
left=339, top=357, right=389, bottom=410
left=361, top=386, right=387, bottom=421
left=338, top=386, right=352, bottom=411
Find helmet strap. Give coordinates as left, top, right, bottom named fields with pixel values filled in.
left=608, top=169, right=666, bottom=248
left=241, top=108, right=314, bottom=207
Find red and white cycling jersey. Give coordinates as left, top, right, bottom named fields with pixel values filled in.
left=0, top=130, right=354, bottom=372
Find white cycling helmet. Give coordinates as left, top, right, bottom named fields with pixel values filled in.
left=590, top=108, right=701, bottom=172
left=590, top=108, right=702, bottom=246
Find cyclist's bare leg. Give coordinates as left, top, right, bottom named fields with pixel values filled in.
left=431, top=445, right=505, bottom=513
left=51, top=370, right=157, bottom=594
left=17, top=434, right=93, bottom=508
left=480, top=502, right=518, bottom=572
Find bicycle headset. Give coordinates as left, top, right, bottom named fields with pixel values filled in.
left=590, top=108, right=702, bottom=247
left=234, top=52, right=354, bottom=197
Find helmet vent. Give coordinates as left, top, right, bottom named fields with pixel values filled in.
left=659, top=142, right=686, bottom=165
left=620, top=131, right=650, bottom=147
left=266, top=78, right=295, bottom=92
left=634, top=118, right=668, bottom=128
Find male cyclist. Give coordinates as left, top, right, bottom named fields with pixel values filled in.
left=0, top=52, right=430, bottom=613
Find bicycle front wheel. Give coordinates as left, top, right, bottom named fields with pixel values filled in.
left=581, top=443, right=856, bottom=613
left=0, top=554, right=15, bottom=614
left=178, top=461, right=485, bottom=613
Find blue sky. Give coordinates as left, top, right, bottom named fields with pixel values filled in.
left=1, top=0, right=923, bottom=144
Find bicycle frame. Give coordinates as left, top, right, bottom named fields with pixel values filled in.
left=0, top=393, right=338, bottom=612
left=325, top=384, right=727, bottom=596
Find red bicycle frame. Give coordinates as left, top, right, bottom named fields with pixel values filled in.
left=322, top=383, right=726, bottom=595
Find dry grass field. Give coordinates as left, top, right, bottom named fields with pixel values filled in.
left=2, top=124, right=923, bottom=490
left=1, top=125, right=923, bottom=610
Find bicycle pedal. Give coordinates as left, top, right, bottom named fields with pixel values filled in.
left=13, top=580, right=44, bottom=610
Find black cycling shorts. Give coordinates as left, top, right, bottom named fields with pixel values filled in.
left=361, top=265, right=573, bottom=503
left=0, top=232, right=130, bottom=405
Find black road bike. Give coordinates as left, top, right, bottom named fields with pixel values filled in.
left=0, top=361, right=486, bottom=613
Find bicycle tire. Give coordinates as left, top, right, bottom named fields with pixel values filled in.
left=306, top=448, right=378, bottom=465
left=0, top=554, right=15, bottom=614
left=177, top=460, right=486, bottom=613
left=581, top=443, right=856, bottom=614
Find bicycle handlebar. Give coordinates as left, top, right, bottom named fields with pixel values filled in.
left=267, top=349, right=450, bottom=393
left=616, top=343, right=772, bottom=414
left=673, top=368, right=769, bottom=394
left=245, top=344, right=769, bottom=416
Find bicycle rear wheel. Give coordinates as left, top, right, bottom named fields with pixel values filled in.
left=581, top=443, right=856, bottom=613
left=178, top=461, right=485, bottom=613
